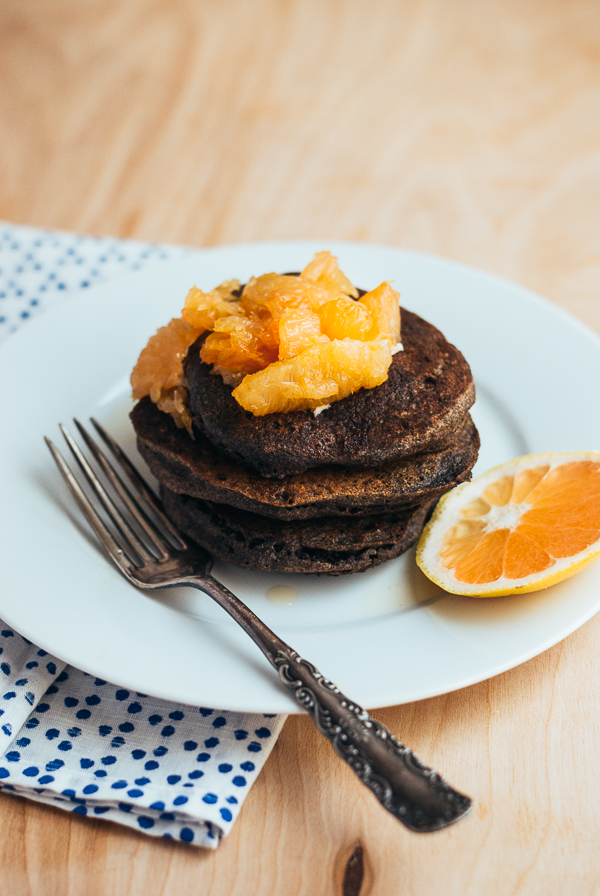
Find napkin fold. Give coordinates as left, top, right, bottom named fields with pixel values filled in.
left=0, top=222, right=286, bottom=847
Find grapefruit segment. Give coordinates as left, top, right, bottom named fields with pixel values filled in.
left=318, top=297, right=373, bottom=341
left=130, top=318, right=202, bottom=436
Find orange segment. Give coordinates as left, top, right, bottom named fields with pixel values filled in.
left=502, top=529, right=554, bottom=579
left=155, top=385, right=194, bottom=436
left=511, top=466, right=550, bottom=503
left=525, top=461, right=600, bottom=506
left=278, top=308, right=328, bottom=361
left=318, top=297, right=373, bottom=341
left=359, top=282, right=401, bottom=344
left=516, top=521, right=600, bottom=559
left=241, top=273, right=335, bottom=321
left=201, top=315, right=279, bottom=374
left=460, top=498, right=491, bottom=519
left=232, top=339, right=392, bottom=416
left=440, top=519, right=487, bottom=567
left=301, top=250, right=358, bottom=298
left=130, top=317, right=203, bottom=435
left=417, top=453, right=600, bottom=597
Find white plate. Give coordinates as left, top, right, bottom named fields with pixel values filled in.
left=2, top=241, right=600, bottom=714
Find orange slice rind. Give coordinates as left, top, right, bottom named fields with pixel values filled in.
left=416, top=452, right=600, bottom=597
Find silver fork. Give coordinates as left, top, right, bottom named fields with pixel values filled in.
left=45, top=419, right=472, bottom=833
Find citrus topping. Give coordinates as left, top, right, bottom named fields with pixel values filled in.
left=181, top=283, right=241, bottom=330
left=240, top=273, right=335, bottom=321
left=417, top=453, right=600, bottom=596
left=278, top=308, right=328, bottom=361
left=359, top=282, right=401, bottom=344
left=301, top=250, right=359, bottom=298
left=132, top=252, right=403, bottom=422
left=318, top=297, right=373, bottom=341
left=232, top=339, right=393, bottom=415
left=155, top=385, right=194, bottom=436
left=200, top=315, right=279, bottom=374
left=130, top=317, right=201, bottom=403
left=130, top=318, right=202, bottom=435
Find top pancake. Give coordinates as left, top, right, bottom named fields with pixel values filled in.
left=185, top=307, right=476, bottom=478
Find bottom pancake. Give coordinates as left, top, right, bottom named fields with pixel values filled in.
left=161, top=486, right=436, bottom=575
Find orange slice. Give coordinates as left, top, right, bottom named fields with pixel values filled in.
left=416, top=453, right=600, bottom=596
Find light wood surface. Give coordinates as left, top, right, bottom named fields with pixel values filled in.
left=2, top=1, right=600, bottom=893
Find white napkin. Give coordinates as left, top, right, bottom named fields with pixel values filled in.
left=0, top=223, right=286, bottom=847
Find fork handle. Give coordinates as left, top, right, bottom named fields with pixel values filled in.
left=192, top=574, right=472, bottom=833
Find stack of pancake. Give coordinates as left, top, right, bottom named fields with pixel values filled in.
left=131, top=307, right=479, bottom=575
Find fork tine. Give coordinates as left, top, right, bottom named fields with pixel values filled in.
left=90, top=417, right=188, bottom=550
left=73, top=419, right=171, bottom=561
left=45, top=437, right=137, bottom=573
left=59, top=423, right=154, bottom=565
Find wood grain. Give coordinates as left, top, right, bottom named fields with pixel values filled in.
left=2, top=0, right=600, bottom=893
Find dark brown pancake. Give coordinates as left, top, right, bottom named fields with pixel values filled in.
left=161, top=486, right=436, bottom=575
left=185, top=307, right=475, bottom=478
left=132, top=396, right=479, bottom=520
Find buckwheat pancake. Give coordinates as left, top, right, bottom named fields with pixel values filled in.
left=185, top=307, right=476, bottom=478
left=161, top=487, right=436, bottom=575
left=132, top=397, right=479, bottom=520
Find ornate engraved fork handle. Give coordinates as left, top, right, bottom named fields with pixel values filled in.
left=195, top=574, right=473, bottom=833
left=272, top=647, right=472, bottom=832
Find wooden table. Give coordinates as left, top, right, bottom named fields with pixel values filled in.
left=2, top=1, right=600, bottom=892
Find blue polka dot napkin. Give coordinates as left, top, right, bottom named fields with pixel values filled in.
left=0, top=223, right=286, bottom=847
